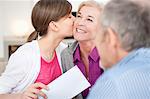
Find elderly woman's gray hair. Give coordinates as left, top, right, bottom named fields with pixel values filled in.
left=101, top=0, right=150, bottom=51
left=77, top=0, right=103, bottom=14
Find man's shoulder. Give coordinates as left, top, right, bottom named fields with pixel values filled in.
left=88, top=65, right=150, bottom=99
left=99, top=62, right=150, bottom=91
left=104, top=61, right=150, bottom=80
left=87, top=72, right=117, bottom=99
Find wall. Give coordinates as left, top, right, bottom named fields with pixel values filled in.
left=0, top=3, right=3, bottom=59
left=0, top=0, right=34, bottom=59
left=0, top=36, right=3, bottom=59
left=0, top=0, right=34, bottom=36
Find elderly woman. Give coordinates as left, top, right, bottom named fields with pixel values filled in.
left=61, top=0, right=104, bottom=99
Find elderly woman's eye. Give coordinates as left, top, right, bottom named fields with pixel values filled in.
left=77, top=15, right=81, bottom=18
left=87, top=18, right=93, bottom=22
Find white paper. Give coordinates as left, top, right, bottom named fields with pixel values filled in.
left=39, top=66, right=91, bottom=99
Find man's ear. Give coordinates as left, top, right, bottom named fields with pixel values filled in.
left=107, top=28, right=119, bottom=48
left=48, top=21, right=58, bottom=32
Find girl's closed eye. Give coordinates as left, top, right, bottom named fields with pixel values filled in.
left=68, top=16, right=72, bottom=19
left=67, top=14, right=72, bottom=19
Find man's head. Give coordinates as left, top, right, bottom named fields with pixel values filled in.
left=96, top=0, right=150, bottom=68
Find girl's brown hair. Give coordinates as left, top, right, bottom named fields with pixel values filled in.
left=27, top=0, right=72, bottom=42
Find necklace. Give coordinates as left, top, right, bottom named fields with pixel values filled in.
left=42, top=52, right=54, bottom=61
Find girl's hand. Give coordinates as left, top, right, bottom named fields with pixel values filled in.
left=22, top=82, right=48, bottom=99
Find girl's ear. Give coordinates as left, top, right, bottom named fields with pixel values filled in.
left=48, top=21, right=59, bottom=32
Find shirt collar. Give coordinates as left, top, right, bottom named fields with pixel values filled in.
left=73, top=46, right=99, bottom=62
left=73, top=45, right=81, bottom=62
left=89, top=47, right=100, bottom=62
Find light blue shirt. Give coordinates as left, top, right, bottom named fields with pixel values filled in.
left=87, top=48, right=150, bottom=99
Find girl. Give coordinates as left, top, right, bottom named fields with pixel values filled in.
left=0, top=0, right=74, bottom=98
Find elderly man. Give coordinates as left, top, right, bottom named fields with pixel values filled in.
left=87, top=0, right=150, bottom=99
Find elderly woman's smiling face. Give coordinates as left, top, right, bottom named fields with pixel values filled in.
left=73, top=6, right=101, bottom=42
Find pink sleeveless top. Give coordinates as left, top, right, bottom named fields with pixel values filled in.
left=35, top=51, right=62, bottom=85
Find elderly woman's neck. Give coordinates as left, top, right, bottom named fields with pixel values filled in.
left=79, top=41, right=95, bottom=56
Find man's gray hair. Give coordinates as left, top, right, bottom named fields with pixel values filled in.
left=101, top=0, right=150, bottom=51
